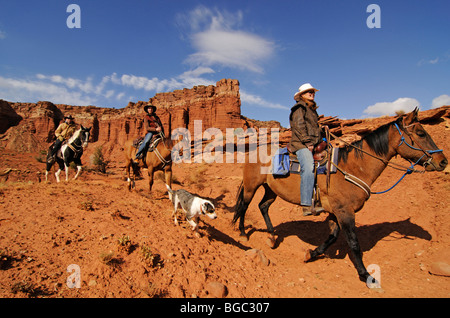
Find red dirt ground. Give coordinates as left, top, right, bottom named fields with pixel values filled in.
left=0, top=122, right=449, bottom=298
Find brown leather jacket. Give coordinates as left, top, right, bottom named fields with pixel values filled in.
left=55, top=122, right=77, bottom=141
left=144, top=114, right=162, bottom=133
left=288, top=100, right=321, bottom=153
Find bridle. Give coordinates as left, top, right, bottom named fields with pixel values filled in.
left=327, top=119, right=443, bottom=197
left=394, top=121, right=443, bottom=171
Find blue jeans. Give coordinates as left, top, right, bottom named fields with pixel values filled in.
left=296, top=148, right=315, bottom=206
left=135, top=132, right=153, bottom=159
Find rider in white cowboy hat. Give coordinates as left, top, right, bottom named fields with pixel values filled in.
left=294, top=83, right=319, bottom=101
left=289, top=83, right=323, bottom=216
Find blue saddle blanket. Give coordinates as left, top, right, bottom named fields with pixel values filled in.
left=271, top=147, right=339, bottom=176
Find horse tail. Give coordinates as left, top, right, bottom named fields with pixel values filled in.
left=232, top=181, right=245, bottom=224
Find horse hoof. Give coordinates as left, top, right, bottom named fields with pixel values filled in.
left=304, top=249, right=314, bottom=263
left=266, top=235, right=277, bottom=249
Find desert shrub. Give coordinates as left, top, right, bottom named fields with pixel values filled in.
left=117, top=235, right=133, bottom=254
left=91, top=146, right=109, bottom=173
left=140, top=244, right=163, bottom=269
left=99, top=251, right=123, bottom=268
left=78, top=199, right=94, bottom=211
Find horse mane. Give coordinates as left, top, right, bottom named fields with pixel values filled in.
left=337, top=118, right=400, bottom=163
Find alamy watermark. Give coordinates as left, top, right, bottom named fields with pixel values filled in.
left=66, top=264, right=81, bottom=289
left=66, top=4, right=81, bottom=29
left=366, top=4, right=381, bottom=29
left=170, top=120, right=280, bottom=174
left=366, top=264, right=381, bottom=288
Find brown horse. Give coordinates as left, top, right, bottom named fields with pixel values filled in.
left=232, top=108, right=447, bottom=284
left=124, top=132, right=173, bottom=192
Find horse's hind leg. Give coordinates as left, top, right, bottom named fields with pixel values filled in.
left=55, top=169, right=62, bottom=182
left=45, top=162, right=52, bottom=182
left=259, top=184, right=278, bottom=248
left=233, top=182, right=259, bottom=240
left=304, top=214, right=340, bottom=262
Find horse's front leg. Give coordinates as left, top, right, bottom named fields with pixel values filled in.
left=164, top=166, right=172, bottom=189
left=73, top=165, right=82, bottom=180
left=64, top=164, right=70, bottom=182
left=339, top=213, right=370, bottom=283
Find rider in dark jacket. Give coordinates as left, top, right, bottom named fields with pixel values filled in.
left=135, top=104, right=162, bottom=161
left=289, top=83, right=323, bottom=216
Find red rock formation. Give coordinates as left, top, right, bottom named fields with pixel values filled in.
left=1, top=77, right=448, bottom=157
left=0, top=79, right=244, bottom=153
left=0, top=99, right=22, bottom=134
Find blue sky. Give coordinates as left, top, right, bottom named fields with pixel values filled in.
left=0, top=0, right=449, bottom=127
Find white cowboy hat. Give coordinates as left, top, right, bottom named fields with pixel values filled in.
left=294, top=83, right=319, bottom=100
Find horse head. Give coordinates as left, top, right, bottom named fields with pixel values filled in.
left=79, top=125, right=91, bottom=149
left=394, top=108, right=447, bottom=171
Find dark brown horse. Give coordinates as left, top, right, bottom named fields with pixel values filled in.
left=124, top=132, right=173, bottom=192
left=232, top=108, right=447, bottom=284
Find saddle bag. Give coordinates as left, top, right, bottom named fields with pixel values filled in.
left=271, top=147, right=290, bottom=176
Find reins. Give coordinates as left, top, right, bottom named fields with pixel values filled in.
left=326, top=120, right=443, bottom=198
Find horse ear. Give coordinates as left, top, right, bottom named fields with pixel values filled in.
left=81, top=125, right=85, bottom=130
left=403, top=107, right=420, bottom=126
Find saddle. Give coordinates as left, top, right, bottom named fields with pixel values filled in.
left=132, top=134, right=162, bottom=152
left=288, top=141, right=339, bottom=175
left=272, top=139, right=339, bottom=213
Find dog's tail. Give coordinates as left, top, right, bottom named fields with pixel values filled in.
left=165, top=184, right=174, bottom=201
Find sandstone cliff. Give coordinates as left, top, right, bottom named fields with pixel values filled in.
left=0, top=79, right=243, bottom=153
left=1, top=76, right=449, bottom=158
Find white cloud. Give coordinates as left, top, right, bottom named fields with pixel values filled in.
left=117, top=67, right=215, bottom=92
left=363, top=97, right=420, bottom=117
left=418, top=57, right=439, bottom=66
left=0, top=67, right=216, bottom=106
left=432, top=94, right=450, bottom=108
left=241, top=91, right=289, bottom=110
left=179, top=6, right=275, bottom=73
left=0, top=75, right=95, bottom=105
left=36, top=74, right=95, bottom=94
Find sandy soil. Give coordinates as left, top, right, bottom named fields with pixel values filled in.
left=0, top=122, right=449, bottom=298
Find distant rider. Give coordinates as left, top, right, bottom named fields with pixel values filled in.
left=48, top=115, right=77, bottom=162
left=134, top=104, right=163, bottom=162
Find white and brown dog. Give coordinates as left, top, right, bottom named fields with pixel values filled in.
left=166, top=184, right=216, bottom=233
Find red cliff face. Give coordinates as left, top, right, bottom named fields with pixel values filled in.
left=147, top=78, right=242, bottom=135
left=1, top=77, right=448, bottom=157
left=0, top=79, right=244, bottom=153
